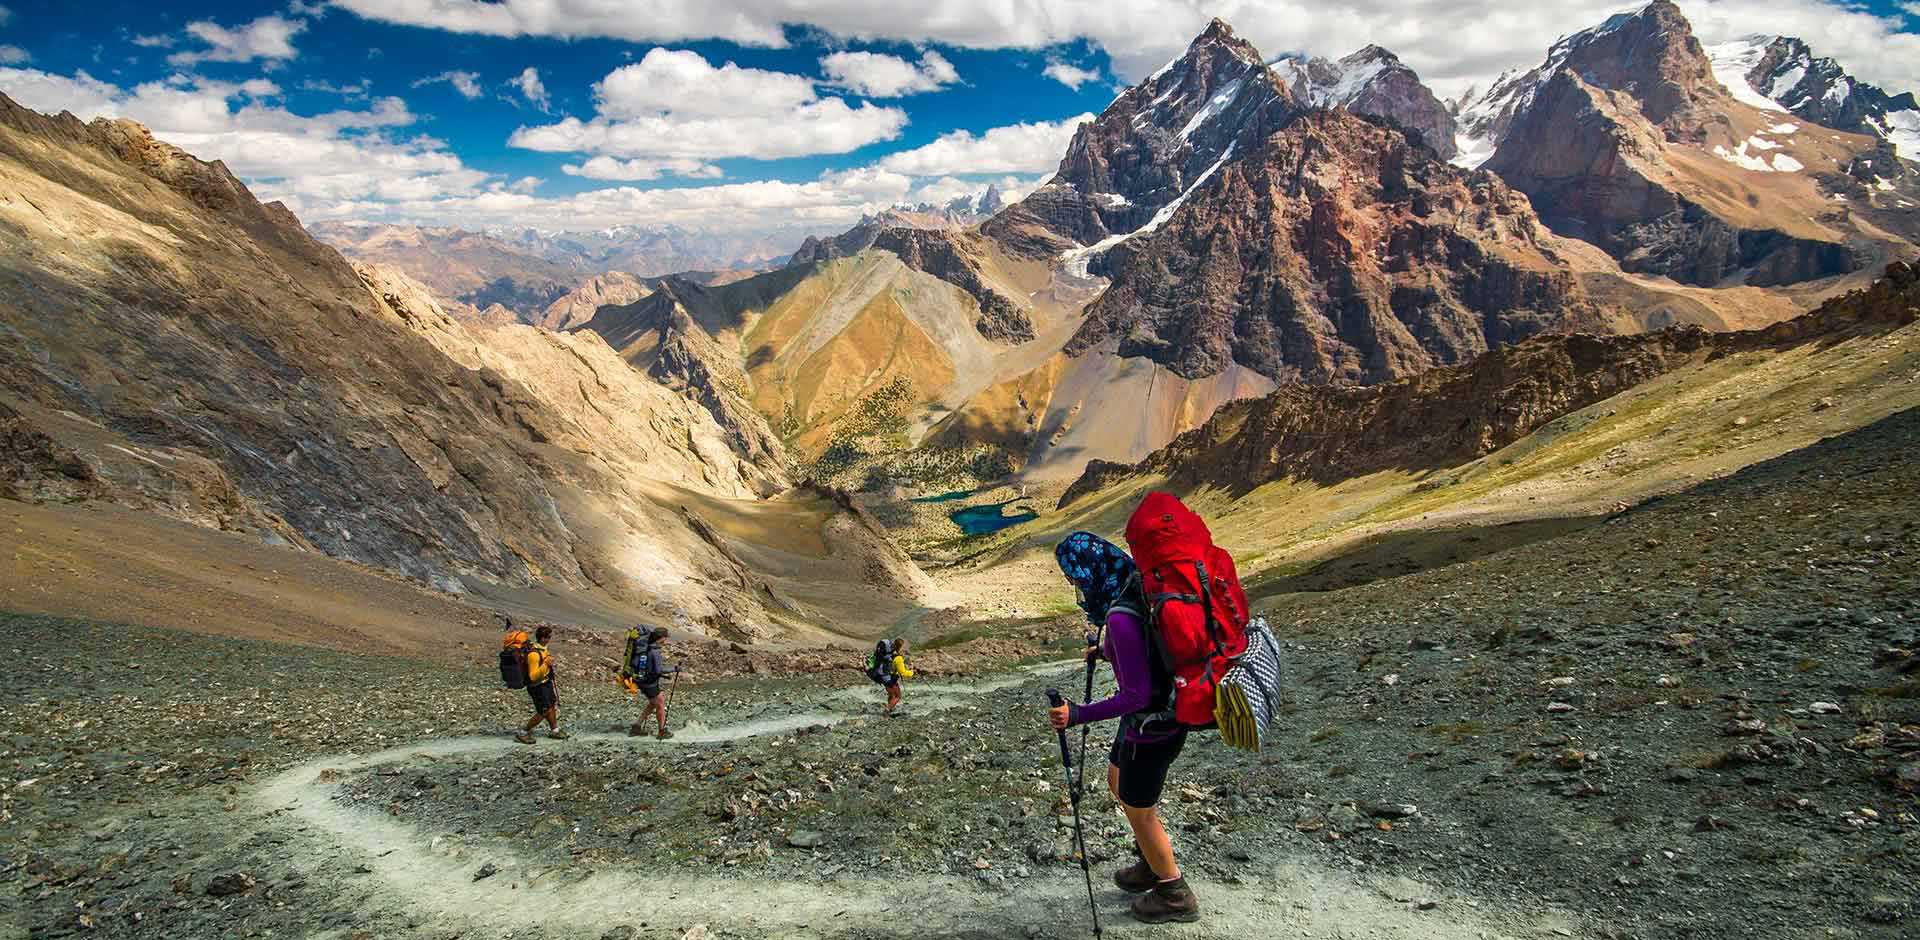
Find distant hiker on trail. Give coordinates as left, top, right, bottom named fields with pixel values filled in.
left=865, top=637, right=914, bottom=714
left=622, top=626, right=679, bottom=739
left=515, top=625, right=569, bottom=744
left=1049, top=531, right=1201, bottom=924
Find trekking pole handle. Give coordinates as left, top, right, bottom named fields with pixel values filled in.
left=1046, top=688, right=1065, bottom=708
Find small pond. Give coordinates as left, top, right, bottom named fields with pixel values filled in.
left=951, top=499, right=1039, bottom=536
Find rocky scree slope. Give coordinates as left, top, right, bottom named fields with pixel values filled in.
left=0, top=94, right=914, bottom=641
left=536, top=270, right=650, bottom=332
left=1063, top=261, right=1920, bottom=503
left=1067, top=108, right=1615, bottom=385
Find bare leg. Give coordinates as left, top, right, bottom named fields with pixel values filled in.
left=651, top=695, right=667, bottom=733
left=1107, top=763, right=1121, bottom=805
left=1122, top=803, right=1181, bottom=881
left=544, top=706, right=559, bottom=731
left=886, top=683, right=901, bottom=713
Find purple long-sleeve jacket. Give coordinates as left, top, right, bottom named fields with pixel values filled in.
left=1066, top=609, right=1167, bottom=743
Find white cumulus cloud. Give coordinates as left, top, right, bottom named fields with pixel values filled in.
left=329, top=1, right=1920, bottom=111
left=509, top=49, right=906, bottom=161
left=878, top=114, right=1092, bottom=175
left=1041, top=61, right=1102, bottom=90
left=509, top=66, right=549, bottom=110
left=561, top=156, right=724, bottom=180
left=820, top=50, right=959, bottom=97
left=414, top=70, right=484, bottom=99
left=168, top=14, right=306, bottom=68
left=0, top=67, right=487, bottom=212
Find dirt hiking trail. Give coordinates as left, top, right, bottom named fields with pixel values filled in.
left=252, top=662, right=1589, bottom=940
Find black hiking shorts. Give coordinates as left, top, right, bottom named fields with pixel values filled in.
left=1108, top=725, right=1188, bottom=809
left=638, top=682, right=661, bottom=701
left=527, top=680, right=556, bottom=712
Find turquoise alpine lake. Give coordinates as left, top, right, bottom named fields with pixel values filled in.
left=951, top=500, right=1039, bottom=536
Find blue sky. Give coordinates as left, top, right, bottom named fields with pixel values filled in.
left=2, top=1, right=1918, bottom=242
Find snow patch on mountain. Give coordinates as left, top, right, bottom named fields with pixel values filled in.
left=1705, top=37, right=1787, bottom=112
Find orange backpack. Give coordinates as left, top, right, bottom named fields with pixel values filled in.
left=499, top=629, right=531, bottom=689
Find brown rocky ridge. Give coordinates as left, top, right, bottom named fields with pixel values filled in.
left=1062, top=261, right=1920, bottom=506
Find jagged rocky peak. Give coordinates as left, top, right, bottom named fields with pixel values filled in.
left=1453, top=1, right=1715, bottom=166
left=1014, top=17, right=1293, bottom=247
left=1707, top=34, right=1920, bottom=159
left=1477, top=0, right=1907, bottom=288
left=1068, top=108, right=1611, bottom=385
left=1270, top=43, right=1458, bottom=160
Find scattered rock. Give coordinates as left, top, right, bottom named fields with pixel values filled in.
left=1365, top=802, right=1419, bottom=819
left=786, top=830, right=826, bottom=849
left=205, top=872, right=256, bottom=897
left=1808, top=702, right=1842, bottom=715
left=1546, top=702, right=1575, bottom=714
left=1724, top=719, right=1769, bottom=737
left=600, top=928, right=637, bottom=940
left=473, top=863, right=498, bottom=882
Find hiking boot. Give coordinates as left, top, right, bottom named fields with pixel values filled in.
left=628, top=722, right=647, bottom=737
left=513, top=731, right=536, bottom=745
left=1113, top=859, right=1157, bottom=894
left=656, top=729, right=675, bottom=740
left=547, top=729, right=570, bottom=740
left=1130, top=877, right=1200, bottom=924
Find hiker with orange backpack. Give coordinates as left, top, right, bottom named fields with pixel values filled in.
left=1048, top=530, right=1200, bottom=924
left=514, top=625, right=569, bottom=744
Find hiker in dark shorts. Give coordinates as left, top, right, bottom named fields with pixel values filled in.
left=1048, top=531, right=1200, bottom=924
left=515, top=626, right=568, bottom=744
left=630, top=627, right=678, bottom=740
left=867, top=637, right=914, bottom=714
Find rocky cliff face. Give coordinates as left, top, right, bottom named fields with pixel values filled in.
left=1067, top=109, right=1611, bottom=384
left=1481, top=1, right=1903, bottom=288
left=1062, top=261, right=1920, bottom=505
left=1015, top=19, right=1294, bottom=248
left=0, top=93, right=917, bottom=641
left=869, top=228, right=1034, bottom=343
left=1273, top=45, right=1458, bottom=161
left=537, top=271, right=651, bottom=332
left=574, top=283, right=789, bottom=490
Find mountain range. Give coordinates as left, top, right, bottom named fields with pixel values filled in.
left=3, top=0, right=1919, bottom=643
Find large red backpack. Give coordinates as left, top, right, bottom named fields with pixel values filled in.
left=1125, top=492, right=1251, bottom=728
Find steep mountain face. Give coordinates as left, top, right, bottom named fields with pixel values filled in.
left=1272, top=45, right=1458, bottom=161
left=309, top=222, right=582, bottom=324
left=1066, top=108, right=1612, bottom=386
left=1481, top=1, right=1916, bottom=288
left=1016, top=19, right=1295, bottom=249
left=1062, top=261, right=1920, bottom=504
left=538, top=271, right=651, bottom=331
left=0, top=94, right=924, bottom=641
left=570, top=281, right=788, bottom=486
left=1707, top=35, right=1920, bottom=160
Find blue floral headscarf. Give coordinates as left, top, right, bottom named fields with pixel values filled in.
left=1055, top=531, right=1142, bottom=626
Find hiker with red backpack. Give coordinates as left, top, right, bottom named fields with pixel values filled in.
left=1045, top=494, right=1286, bottom=927
left=1048, top=530, right=1201, bottom=924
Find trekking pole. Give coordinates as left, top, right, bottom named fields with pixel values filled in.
left=666, top=669, right=679, bottom=722
left=1075, top=631, right=1099, bottom=797
left=1047, top=688, right=1103, bottom=938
